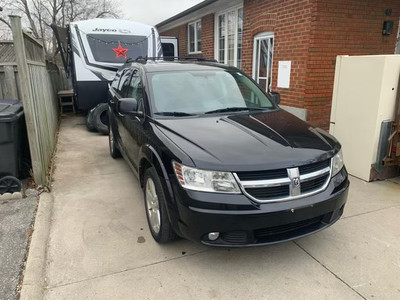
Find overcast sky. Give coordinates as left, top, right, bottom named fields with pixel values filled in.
left=119, top=0, right=204, bottom=26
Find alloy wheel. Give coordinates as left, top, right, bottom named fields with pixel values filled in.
left=145, top=178, right=161, bottom=234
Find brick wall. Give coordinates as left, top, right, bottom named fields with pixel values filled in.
left=306, top=0, right=400, bottom=128
left=159, top=0, right=400, bottom=129
left=242, top=0, right=314, bottom=119
left=160, top=14, right=214, bottom=58
left=160, top=23, right=188, bottom=56
left=200, top=14, right=215, bottom=58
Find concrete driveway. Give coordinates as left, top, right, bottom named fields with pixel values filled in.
left=24, top=116, right=400, bottom=299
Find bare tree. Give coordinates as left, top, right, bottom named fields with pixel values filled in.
left=0, top=5, right=12, bottom=39
left=0, top=0, right=120, bottom=57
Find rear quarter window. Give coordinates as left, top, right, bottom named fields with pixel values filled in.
left=111, top=71, right=122, bottom=90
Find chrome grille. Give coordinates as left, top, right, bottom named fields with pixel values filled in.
left=234, top=159, right=331, bottom=203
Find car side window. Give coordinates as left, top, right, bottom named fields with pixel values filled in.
left=111, top=71, right=121, bottom=90
left=119, top=69, right=133, bottom=97
left=127, top=74, right=144, bottom=112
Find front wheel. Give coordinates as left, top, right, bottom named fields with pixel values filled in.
left=144, top=167, right=177, bottom=243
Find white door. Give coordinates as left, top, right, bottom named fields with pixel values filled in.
left=252, top=33, right=274, bottom=93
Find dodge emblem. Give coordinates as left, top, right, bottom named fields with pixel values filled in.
left=293, top=177, right=300, bottom=186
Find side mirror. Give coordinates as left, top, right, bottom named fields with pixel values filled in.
left=268, top=91, right=280, bottom=104
left=119, top=98, right=138, bottom=114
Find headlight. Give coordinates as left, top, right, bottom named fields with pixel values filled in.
left=331, top=149, right=344, bottom=177
left=173, top=162, right=241, bottom=193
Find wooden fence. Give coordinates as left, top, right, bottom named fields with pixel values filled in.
left=7, top=15, right=60, bottom=186
left=0, top=62, right=20, bottom=99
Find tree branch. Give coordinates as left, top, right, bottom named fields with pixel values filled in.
left=0, top=16, right=11, bottom=29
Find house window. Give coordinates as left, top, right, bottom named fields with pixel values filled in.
left=188, top=20, right=201, bottom=53
left=252, top=32, right=274, bottom=93
left=215, top=7, right=243, bottom=68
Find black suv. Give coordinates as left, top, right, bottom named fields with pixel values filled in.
left=108, top=59, right=349, bottom=246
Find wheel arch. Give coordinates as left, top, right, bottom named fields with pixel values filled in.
left=139, top=144, right=172, bottom=195
left=139, top=144, right=181, bottom=235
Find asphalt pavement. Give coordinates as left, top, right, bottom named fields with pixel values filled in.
left=0, top=194, right=36, bottom=300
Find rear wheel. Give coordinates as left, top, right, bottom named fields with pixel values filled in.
left=144, top=167, right=177, bottom=243
left=109, top=122, right=121, bottom=158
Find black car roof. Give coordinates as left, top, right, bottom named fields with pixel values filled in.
left=120, top=60, right=238, bottom=73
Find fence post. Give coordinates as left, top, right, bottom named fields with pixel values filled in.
left=9, top=15, right=45, bottom=185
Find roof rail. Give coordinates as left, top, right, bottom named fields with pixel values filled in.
left=125, top=56, right=218, bottom=64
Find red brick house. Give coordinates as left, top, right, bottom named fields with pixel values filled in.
left=157, top=0, right=400, bottom=129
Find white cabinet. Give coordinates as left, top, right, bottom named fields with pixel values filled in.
left=329, top=55, right=400, bottom=181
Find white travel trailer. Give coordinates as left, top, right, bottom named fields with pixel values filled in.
left=53, top=19, right=162, bottom=111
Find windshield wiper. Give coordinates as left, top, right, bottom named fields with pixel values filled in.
left=154, top=111, right=196, bottom=116
left=204, top=107, right=265, bottom=114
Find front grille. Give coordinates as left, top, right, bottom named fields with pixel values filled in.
left=236, top=168, right=287, bottom=181
left=246, top=185, right=290, bottom=200
left=299, top=159, right=330, bottom=175
left=301, top=174, right=330, bottom=193
left=254, top=216, right=323, bottom=239
left=235, top=159, right=331, bottom=202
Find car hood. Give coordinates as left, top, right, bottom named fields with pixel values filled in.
left=154, top=109, right=339, bottom=171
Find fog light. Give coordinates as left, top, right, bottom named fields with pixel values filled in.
left=208, top=232, right=220, bottom=241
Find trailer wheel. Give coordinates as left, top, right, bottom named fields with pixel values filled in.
left=86, top=107, right=97, bottom=132
left=93, top=103, right=109, bottom=135
left=0, top=176, right=22, bottom=194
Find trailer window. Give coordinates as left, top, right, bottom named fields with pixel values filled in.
left=86, top=34, right=149, bottom=63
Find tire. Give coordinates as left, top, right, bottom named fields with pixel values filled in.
left=109, top=122, right=121, bottom=158
left=0, top=176, right=22, bottom=194
left=144, top=167, right=177, bottom=243
left=93, top=103, right=109, bottom=135
left=86, top=107, right=97, bottom=132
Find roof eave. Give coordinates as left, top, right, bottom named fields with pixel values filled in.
left=156, top=0, right=218, bottom=28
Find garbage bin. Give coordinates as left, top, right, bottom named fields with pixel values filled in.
left=0, top=99, right=30, bottom=193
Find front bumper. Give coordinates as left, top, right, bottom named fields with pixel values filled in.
left=170, top=168, right=349, bottom=246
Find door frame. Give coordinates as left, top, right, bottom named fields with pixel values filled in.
left=252, top=32, right=274, bottom=92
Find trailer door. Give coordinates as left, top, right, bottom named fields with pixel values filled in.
left=160, top=37, right=178, bottom=57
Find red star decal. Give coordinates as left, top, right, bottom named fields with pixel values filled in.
left=112, top=42, right=128, bottom=58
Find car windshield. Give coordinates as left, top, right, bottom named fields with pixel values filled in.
left=147, top=70, right=275, bottom=116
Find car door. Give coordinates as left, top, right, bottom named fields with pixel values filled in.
left=113, top=68, right=134, bottom=155
left=119, top=69, right=146, bottom=171
left=109, top=69, right=126, bottom=147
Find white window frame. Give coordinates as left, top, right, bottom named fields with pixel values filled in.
left=252, top=32, right=274, bottom=93
left=188, top=19, right=202, bottom=54
left=214, top=5, right=243, bottom=67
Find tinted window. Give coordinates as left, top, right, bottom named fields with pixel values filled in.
left=120, top=69, right=133, bottom=97
left=127, top=75, right=144, bottom=112
left=86, top=34, right=149, bottom=63
left=111, top=71, right=122, bottom=90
